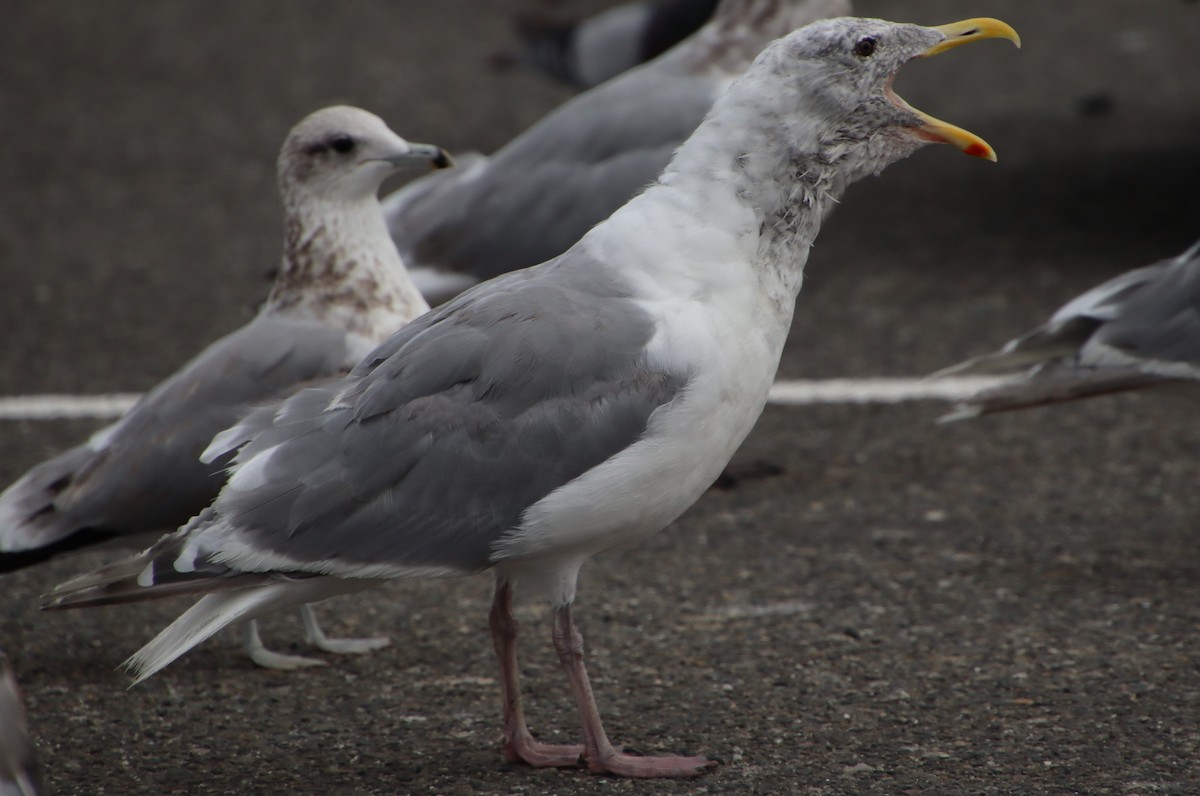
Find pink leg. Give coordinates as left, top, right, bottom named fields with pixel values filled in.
left=489, top=580, right=585, bottom=768
left=552, top=604, right=717, bottom=778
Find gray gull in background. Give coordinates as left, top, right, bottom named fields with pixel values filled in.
left=0, top=649, right=42, bottom=796
left=1, top=106, right=450, bottom=669
left=46, top=17, right=1019, bottom=778
left=384, top=0, right=851, bottom=305
left=938, top=237, right=1200, bottom=420
left=515, top=0, right=719, bottom=88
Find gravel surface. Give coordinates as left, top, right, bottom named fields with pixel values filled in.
left=2, top=2, right=1199, bottom=794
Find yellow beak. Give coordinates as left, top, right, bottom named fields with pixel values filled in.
left=908, top=18, right=1021, bottom=162
left=926, top=18, right=1021, bottom=56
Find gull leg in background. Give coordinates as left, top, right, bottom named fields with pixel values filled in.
left=242, top=607, right=391, bottom=670
left=299, top=604, right=390, bottom=655
left=243, top=620, right=326, bottom=671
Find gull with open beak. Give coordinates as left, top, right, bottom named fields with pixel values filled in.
left=48, top=19, right=1018, bottom=779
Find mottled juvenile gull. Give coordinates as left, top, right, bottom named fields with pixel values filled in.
left=516, top=0, right=719, bottom=88
left=937, top=237, right=1200, bottom=420
left=384, top=0, right=851, bottom=305
left=2, top=105, right=450, bottom=669
left=0, top=649, right=42, bottom=796
left=47, top=17, right=1018, bottom=778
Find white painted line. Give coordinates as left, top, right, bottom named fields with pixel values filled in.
left=0, top=377, right=1013, bottom=422
left=0, top=394, right=140, bottom=420
left=690, top=600, right=815, bottom=624
left=767, top=376, right=1013, bottom=405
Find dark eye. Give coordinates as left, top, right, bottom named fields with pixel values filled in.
left=330, top=135, right=355, bottom=154
left=853, top=37, right=877, bottom=58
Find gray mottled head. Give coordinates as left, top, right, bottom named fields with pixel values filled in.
left=744, top=17, right=1020, bottom=164
left=278, top=105, right=451, bottom=204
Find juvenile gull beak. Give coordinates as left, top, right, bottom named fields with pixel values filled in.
left=381, top=143, right=455, bottom=170
left=894, top=18, right=1021, bottom=162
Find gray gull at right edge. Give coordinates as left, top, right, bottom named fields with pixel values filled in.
left=937, top=237, right=1200, bottom=419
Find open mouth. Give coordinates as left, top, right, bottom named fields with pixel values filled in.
left=886, top=18, right=1021, bottom=162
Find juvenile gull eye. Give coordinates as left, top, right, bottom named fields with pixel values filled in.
left=853, top=37, right=877, bottom=58
left=330, top=135, right=355, bottom=154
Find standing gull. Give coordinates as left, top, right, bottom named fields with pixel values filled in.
left=1, top=106, right=450, bottom=669
left=937, top=237, right=1200, bottom=419
left=47, top=17, right=1018, bottom=778
left=384, top=0, right=851, bottom=305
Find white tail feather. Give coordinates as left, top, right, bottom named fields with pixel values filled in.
left=124, top=577, right=376, bottom=684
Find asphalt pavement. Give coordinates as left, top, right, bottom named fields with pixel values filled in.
left=1, top=2, right=1199, bottom=794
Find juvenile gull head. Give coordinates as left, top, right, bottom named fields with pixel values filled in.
left=48, top=17, right=1018, bottom=779
left=269, top=105, right=451, bottom=349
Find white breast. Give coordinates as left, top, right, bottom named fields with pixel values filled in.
left=492, top=188, right=797, bottom=566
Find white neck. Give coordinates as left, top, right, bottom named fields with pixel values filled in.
left=265, top=192, right=429, bottom=346
left=590, top=55, right=921, bottom=316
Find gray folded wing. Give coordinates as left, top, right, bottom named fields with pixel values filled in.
left=938, top=264, right=1174, bottom=378
left=204, top=263, right=689, bottom=576
left=384, top=60, right=721, bottom=301
left=0, top=314, right=353, bottom=565
left=1081, top=261, right=1200, bottom=374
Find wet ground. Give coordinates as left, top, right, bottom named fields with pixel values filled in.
left=2, top=2, right=1199, bottom=793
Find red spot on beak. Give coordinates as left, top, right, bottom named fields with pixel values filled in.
left=964, top=142, right=991, bottom=159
